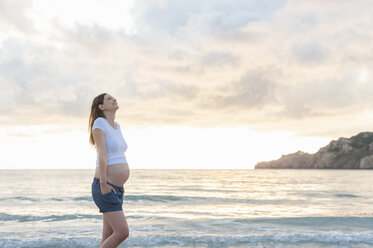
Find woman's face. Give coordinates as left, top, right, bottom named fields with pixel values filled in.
left=99, top=94, right=119, bottom=111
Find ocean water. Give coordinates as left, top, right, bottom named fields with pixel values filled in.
left=0, top=169, right=372, bottom=248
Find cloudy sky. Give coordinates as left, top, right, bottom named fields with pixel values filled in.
left=1, top=0, right=372, bottom=169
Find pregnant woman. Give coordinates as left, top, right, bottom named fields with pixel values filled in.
left=88, top=93, right=130, bottom=248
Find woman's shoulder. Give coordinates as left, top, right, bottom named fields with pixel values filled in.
left=94, top=117, right=105, bottom=124
left=95, top=117, right=104, bottom=120
left=93, top=117, right=107, bottom=131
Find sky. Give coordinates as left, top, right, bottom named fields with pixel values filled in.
left=0, top=0, right=372, bottom=169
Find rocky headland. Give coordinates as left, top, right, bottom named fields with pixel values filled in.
left=255, top=132, right=373, bottom=169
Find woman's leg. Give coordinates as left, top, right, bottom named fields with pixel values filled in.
left=99, top=214, right=113, bottom=247
left=100, top=210, right=129, bottom=248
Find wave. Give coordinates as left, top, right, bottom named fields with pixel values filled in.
left=0, top=195, right=303, bottom=205
left=232, top=216, right=373, bottom=228
left=128, top=195, right=307, bottom=205
left=334, top=193, right=360, bottom=198
left=0, top=230, right=372, bottom=248
left=2, top=211, right=373, bottom=230
left=0, top=212, right=183, bottom=223
left=0, top=213, right=100, bottom=222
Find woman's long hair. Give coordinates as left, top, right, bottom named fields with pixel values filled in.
left=88, top=93, right=107, bottom=146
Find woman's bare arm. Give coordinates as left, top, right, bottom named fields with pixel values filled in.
left=92, top=129, right=108, bottom=184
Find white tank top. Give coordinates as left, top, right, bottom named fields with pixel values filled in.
left=92, top=117, right=128, bottom=168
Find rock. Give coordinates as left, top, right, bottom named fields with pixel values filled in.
left=314, top=152, right=336, bottom=169
left=360, top=155, right=373, bottom=169
left=255, top=131, right=373, bottom=169
left=255, top=151, right=313, bottom=169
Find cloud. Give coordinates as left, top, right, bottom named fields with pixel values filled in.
left=1, top=0, right=373, bottom=137
left=0, top=0, right=35, bottom=34
left=200, top=66, right=279, bottom=110
left=132, top=0, right=287, bottom=35
left=291, top=42, right=327, bottom=64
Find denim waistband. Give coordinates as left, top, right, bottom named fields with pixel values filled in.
left=93, top=177, right=123, bottom=192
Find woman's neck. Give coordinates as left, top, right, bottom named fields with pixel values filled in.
left=103, top=112, right=116, bottom=125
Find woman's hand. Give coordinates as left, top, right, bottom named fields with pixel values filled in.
left=100, top=183, right=116, bottom=195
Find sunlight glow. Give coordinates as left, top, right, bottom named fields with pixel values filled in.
left=359, top=68, right=368, bottom=81
left=0, top=125, right=331, bottom=169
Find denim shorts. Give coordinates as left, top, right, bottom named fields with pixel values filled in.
left=91, top=177, right=124, bottom=213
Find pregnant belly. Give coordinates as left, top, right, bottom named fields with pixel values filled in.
left=95, top=163, right=130, bottom=186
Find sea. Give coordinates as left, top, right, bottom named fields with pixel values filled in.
left=0, top=169, right=372, bottom=248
